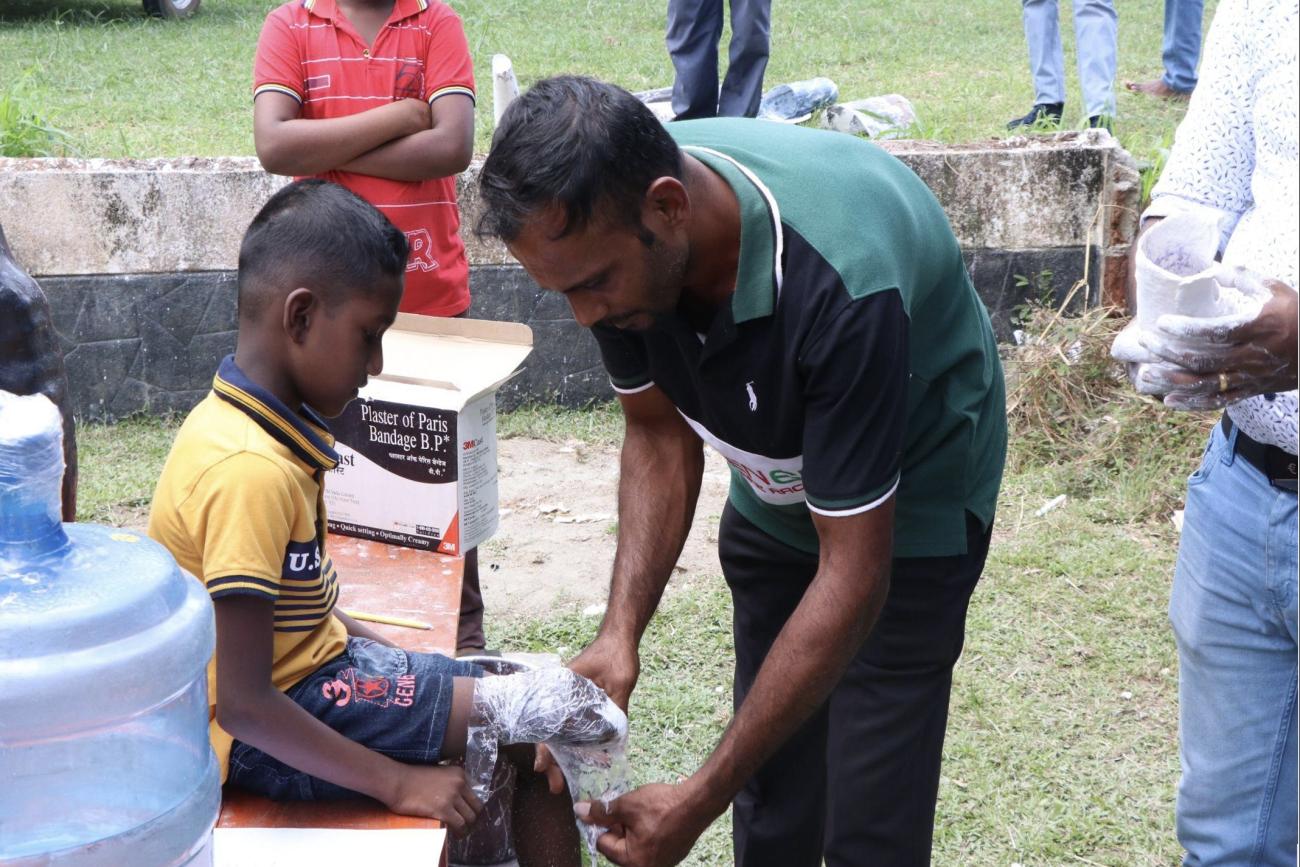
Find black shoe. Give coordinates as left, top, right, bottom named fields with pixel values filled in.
left=1007, top=102, right=1063, bottom=130
left=1087, top=114, right=1114, bottom=132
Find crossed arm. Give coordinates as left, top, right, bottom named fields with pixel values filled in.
left=253, top=90, right=474, bottom=181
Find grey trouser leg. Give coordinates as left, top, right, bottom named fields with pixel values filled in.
left=717, top=0, right=771, bottom=117
left=667, top=0, right=724, bottom=120
left=1070, top=0, right=1117, bottom=118
left=1022, top=0, right=1066, bottom=105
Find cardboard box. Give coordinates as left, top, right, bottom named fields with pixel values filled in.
left=325, top=314, right=532, bottom=554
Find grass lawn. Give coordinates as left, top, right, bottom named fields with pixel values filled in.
left=76, top=362, right=1210, bottom=863
left=2, top=0, right=1201, bottom=163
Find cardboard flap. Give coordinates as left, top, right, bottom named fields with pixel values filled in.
left=375, top=314, right=533, bottom=406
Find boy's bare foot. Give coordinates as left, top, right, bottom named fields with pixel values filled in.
left=1125, top=79, right=1192, bottom=101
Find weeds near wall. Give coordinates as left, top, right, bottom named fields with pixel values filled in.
left=1004, top=284, right=1211, bottom=522
left=0, top=72, right=73, bottom=157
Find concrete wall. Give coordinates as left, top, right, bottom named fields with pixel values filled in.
left=0, top=131, right=1139, bottom=420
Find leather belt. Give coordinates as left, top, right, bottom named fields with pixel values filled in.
left=1222, top=414, right=1298, bottom=492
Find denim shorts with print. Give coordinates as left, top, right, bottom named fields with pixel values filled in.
left=227, top=637, right=484, bottom=800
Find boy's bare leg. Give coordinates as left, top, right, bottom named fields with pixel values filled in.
left=506, top=744, right=582, bottom=867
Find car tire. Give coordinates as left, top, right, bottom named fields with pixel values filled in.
left=143, top=0, right=200, bottom=19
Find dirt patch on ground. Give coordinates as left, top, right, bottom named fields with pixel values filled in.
left=479, top=438, right=733, bottom=619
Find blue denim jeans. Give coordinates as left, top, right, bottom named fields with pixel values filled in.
left=1169, top=422, right=1298, bottom=865
left=1161, top=0, right=1204, bottom=94
left=1021, top=0, right=1117, bottom=118
left=227, top=638, right=483, bottom=800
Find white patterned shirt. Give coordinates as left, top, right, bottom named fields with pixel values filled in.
left=1146, top=0, right=1299, bottom=454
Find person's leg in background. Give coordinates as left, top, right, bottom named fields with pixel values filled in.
left=456, top=547, right=486, bottom=654
left=822, top=513, right=991, bottom=867
left=720, top=503, right=829, bottom=867
left=1168, top=423, right=1299, bottom=865
left=1162, top=0, right=1202, bottom=94
left=1071, top=0, right=1118, bottom=126
left=1009, top=0, right=1067, bottom=128
left=667, top=0, right=725, bottom=120
left=1127, top=0, right=1201, bottom=99
left=716, top=0, right=771, bottom=118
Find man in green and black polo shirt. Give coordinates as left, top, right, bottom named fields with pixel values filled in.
left=479, top=76, right=1007, bottom=867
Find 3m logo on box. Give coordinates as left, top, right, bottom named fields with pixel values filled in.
left=324, top=314, right=532, bottom=555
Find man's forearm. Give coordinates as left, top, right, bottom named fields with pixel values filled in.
left=339, top=127, right=473, bottom=181
left=686, top=515, right=892, bottom=815
left=600, top=418, right=704, bottom=645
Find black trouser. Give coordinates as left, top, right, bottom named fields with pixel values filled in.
left=719, top=503, right=992, bottom=867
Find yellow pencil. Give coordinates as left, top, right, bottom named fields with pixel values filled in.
left=343, top=609, right=433, bottom=630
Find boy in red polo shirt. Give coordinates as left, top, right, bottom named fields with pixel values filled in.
left=253, top=0, right=489, bottom=655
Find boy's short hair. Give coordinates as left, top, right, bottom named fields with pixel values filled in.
left=237, top=179, right=409, bottom=321
left=476, top=76, right=683, bottom=244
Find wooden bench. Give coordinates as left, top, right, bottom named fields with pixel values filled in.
left=215, top=534, right=464, bottom=865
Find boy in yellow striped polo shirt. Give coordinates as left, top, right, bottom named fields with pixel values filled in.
left=147, top=181, right=583, bottom=860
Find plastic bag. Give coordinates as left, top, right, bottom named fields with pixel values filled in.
left=757, top=77, right=839, bottom=123
left=820, top=94, right=918, bottom=139
left=466, top=666, right=630, bottom=862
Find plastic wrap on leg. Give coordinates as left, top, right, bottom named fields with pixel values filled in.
left=550, top=733, right=632, bottom=861
left=466, top=667, right=631, bottom=862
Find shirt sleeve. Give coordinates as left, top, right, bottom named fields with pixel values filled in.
left=186, top=452, right=297, bottom=600
left=424, top=6, right=476, bottom=105
left=799, top=289, right=909, bottom=517
left=1146, top=0, right=1254, bottom=249
left=252, top=8, right=305, bottom=103
left=591, top=324, right=655, bottom=394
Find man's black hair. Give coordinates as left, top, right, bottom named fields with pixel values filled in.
left=237, top=179, right=409, bottom=321
left=476, top=76, right=683, bottom=244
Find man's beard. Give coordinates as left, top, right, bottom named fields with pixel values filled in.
left=634, top=231, right=688, bottom=328
left=594, top=229, right=688, bottom=331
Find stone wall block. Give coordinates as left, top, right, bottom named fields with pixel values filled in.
left=886, top=134, right=1108, bottom=251
left=6, top=132, right=1140, bottom=419
left=4, top=132, right=1133, bottom=280
left=0, top=157, right=287, bottom=276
